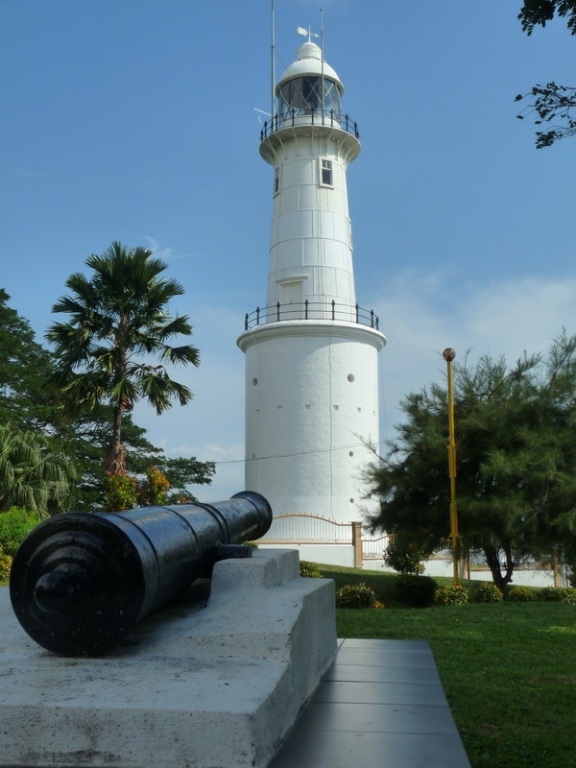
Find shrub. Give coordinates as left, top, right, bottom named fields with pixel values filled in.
left=0, top=507, right=39, bottom=556
left=394, top=574, right=437, bottom=608
left=507, top=586, right=536, bottom=603
left=336, top=582, right=378, bottom=609
left=383, top=538, right=426, bottom=575
left=104, top=472, right=138, bottom=511
left=472, top=582, right=503, bottom=604
left=434, top=584, right=469, bottom=606
left=300, top=561, right=322, bottom=578
left=540, top=587, right=576, bottom=604
left=0, top=544, right=12, bottom=582
left=138, top=465, right=171, bottom=506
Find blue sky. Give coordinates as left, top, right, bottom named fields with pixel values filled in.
left=1, top=0, right=575, bottom=500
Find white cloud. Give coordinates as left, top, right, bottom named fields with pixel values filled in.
left=134, top=270, right=576, bottom=499
left=144, top=236, right=172, bottom=260
left=144, top=236, right=198, bottom=263
left=372, top=270, right=576, bottom=443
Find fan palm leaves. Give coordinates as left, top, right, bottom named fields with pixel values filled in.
left=0, top=425, right=76, bottom=517
left=46, top=242, right=200, bottom=474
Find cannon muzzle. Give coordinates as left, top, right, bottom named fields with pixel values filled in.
left=9, top=491, right=272, bottom=656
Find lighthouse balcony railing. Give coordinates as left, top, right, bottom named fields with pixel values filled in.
left=260, top=109, right=359, bottom=141
left=244, top=300, right=380, bottom=331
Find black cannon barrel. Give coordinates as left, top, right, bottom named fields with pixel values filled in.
left=9, top=491, right=272, bottom=656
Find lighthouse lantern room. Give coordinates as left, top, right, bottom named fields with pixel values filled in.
left=238, top=34, right=386, bottom=552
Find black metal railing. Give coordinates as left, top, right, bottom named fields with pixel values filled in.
left=260, top=109, right=359, bottom=142
left=243, top=300, right=379, bottom=331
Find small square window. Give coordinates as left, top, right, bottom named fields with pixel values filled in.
left=320, top=159, right=333, bottom=187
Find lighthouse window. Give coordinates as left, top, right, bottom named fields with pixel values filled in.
left=278, top=77, right=341, bottom=122
left=320, top=159, right=333, bottom=187
left=273, top=167, right=280, bottom=196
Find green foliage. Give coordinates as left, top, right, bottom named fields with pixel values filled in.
left=516, top=1, right=576, bottom=147
left=103, top=472, right=138, bottom=511
left=507, top=585, right=536, bottom=602
left=336, top=582, right=379, bottom=609
left=0, top=290, right=214, bottom=513
left=60, top=410, right=215, bottom=511
left=160, top=456, right=216, bottom=504
left=539, top=586, right=576, bottom=604
left=365, top=333, right=576, bottom=591
left=518, top=0, right=576, bottom=36
left=471, top=581, right=503, bottom=603
left=0, top=289, right=59, bottom=431
left=138, top=465, right=170, bottom=506
left=318, top=564, right=399, bottom=606
left=382, top=535, right=427, bottom=574
left=394, top=574, right=437, bottom=608
left=335, top=599, right=576, bottom=768
left=46, top=242, right=200, bottom=474
left=0, top=424, right=76, bottom=516
left=300, top=560, right=322, bottom=578
left=434, top=584, right=469, bottom=606
left=0, top=507, right=39, bottom=555
left=0, top=544, right=12, bottom=582
left=516, top=83, right=576, bottom=148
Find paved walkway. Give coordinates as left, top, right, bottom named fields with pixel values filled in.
left=269, top=638, right=471, bottom=768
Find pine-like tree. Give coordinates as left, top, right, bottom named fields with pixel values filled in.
left=365, top=333, right=576, bottom=589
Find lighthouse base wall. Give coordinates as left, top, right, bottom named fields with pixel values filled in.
left=240, top=322, right=384, bottom=526
left=0, top=549, right=336, bottom=768
left=263, top=542, right=357, bottom=568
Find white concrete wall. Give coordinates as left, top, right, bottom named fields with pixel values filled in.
left=262, top=543, right=356, bottom=569
left=267, top=136, right=357, bottom=310
left=239, top=321, right=383, bottom=525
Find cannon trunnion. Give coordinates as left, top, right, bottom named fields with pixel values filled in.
left=9, top=491, right=272, bottom=656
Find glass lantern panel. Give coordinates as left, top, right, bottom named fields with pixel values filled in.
left=278, top=77, right=341, bottom=122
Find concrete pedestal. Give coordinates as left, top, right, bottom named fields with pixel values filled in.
left=0, top=549, right=336, bottom=768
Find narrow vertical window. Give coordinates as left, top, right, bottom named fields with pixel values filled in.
left=274, top=166, right=280, bottom=195
left=320, top=159, right=333, bottom=187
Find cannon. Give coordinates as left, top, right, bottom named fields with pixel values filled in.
left=9, top=491, right=272, bottom=657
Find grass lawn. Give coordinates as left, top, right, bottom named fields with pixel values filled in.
left=3, top=564, right=574, bottom=767
left=319, top=565, right=576, bottom=768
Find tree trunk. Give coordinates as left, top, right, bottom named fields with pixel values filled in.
left=483, top=542, right=515, bottom=592
left=105, top=406, right=125, bottom=475
left=551, top=549, right=563, bottom=588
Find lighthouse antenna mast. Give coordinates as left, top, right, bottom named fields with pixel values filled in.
left=320, top=8, right=325, bottom=120
left=271, top=0, right=276, bottom=122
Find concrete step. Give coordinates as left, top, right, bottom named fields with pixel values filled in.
left=269, top=638, right=471, bottom=768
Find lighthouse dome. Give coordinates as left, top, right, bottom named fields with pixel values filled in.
left=276, top=41, right=343, bottom=94
left=275, top=41, right=344, bottom=125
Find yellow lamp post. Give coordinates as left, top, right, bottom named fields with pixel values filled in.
left=443, top=347, right=459, bottom=585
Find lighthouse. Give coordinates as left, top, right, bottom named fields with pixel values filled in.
left=238, top=34, right=386, bottom=547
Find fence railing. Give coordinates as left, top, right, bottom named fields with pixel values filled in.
left=260, top=514, right=354, bottom=544
left=260, top=109, right=359, bottom=141
left=244, top=299, right=380, bottom=331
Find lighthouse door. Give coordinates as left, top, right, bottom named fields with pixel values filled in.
left=278, top=278, right=305, bottom=320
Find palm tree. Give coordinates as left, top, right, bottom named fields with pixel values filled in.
left=0, top=425, right=76, bottom=516
left=46, top=242, right=200, bottom=474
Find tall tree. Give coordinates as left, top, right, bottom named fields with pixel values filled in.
left=62, top=406, right=216, bottom=510
left=46, top=242, right=200, bottom=474
left=365, top=333, right=576, bottom=590
left=0, top=289, right=58, bottom=431
left=516, top=1, right=576, bottom=146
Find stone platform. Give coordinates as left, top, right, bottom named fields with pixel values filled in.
left=0, top=549, right=336, bottom=768
left=269, top=638, right=471, bottom=768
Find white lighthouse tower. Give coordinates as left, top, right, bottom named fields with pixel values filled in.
left=238, top=34, right=386, bottom=547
